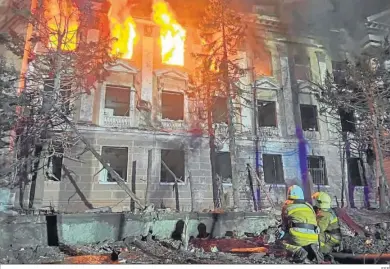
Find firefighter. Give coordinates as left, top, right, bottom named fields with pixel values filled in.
left=312, top=192, right=342, bottom=255
left=277, top=185, right=323, bottom=263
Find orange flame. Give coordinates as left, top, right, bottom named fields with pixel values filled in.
left=108, top=0, right=137, bottom=59
left=152, top=0, right=186, bottom=66
left=44, top=0, right=79, bottom=51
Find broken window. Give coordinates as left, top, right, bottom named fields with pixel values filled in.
left=294, top=54, right=311, bottom=80
left=212, top=96, right=228, bottom=124
left=160, top=149, right=185, bottom=183
left=43, top=79, right=72, bottom=114
left=307, top=156, right=328, bottom=185
left=348, top=157, right=366, bottom=186
left=161, top=91, right=184, bottom=120
left=215, top=152, right=232, bottom=183
left=300, top=104, right=318, bottom=131
left=257, top=100, right=277, bottom=127
left=100, top=146, right=128, bottom=182
left=339, top=108, right=356, bottom=133
left=104, top=85, right=131, bottom=116
left=332, top=61, right=347, bottom=85
left=46, top=144, right=64, bottom=181
left=262, top=154, right=284, bottom=184
left=253, top=50, right=273, bottom=77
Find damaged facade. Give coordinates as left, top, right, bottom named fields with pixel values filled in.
left=2, top=0, right=388, bottom=212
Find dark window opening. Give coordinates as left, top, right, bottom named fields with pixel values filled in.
left=332, top=61, right=347, bottom=85
left=101, top=146, right=128, bottom=182
left=104, top=85, right=131, bottom=116
left=294, top=54, right=311, bottom=80
left=339, top=108, right=356, bottom=133
left=262, top=154, right=284, bottom=184
left=212, top=96, right=228, bottom=124
left=44, top=79, right=72, bottom=114
left=46, top=145, right=64, bottom=181
left=308, top=156, right=328, bottom=185
left=300, top=104, right=319, bottom=131
left=254, top=5, right=278, bottom=17
left=160, top=149, right=185, bottom=183
left=215, top=152, right=232, bottom=183
left=257, top=100, right=277, bottom=127
left=348, top=157, right=366, bottom=186
left=161, top=92, right=184, bottom=120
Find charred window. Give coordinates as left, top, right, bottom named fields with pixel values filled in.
left=253, top=50, right=273, bottom=77
left=215, top=152, right=232, bottom=183
left=46, top=144, right=64, bottom=181
left=160, top=149, right=185, bottom=183
left=339, top=108, right=356, bottom=133
left=332, top=61, right=347, bottom=85
left=257, top=100, right=277, bottom=127
left=100, top=146, right=128, bottom=182
left=307, top=156, right=328, bottom=185
left=348, top=157, right=366, bottom=186
left=300, top=104, right=319, bottom=131
left=262, top=154, right=284, bottom=184
left=212, top=96, right=228, bottom=124
left=104, top=85, right=131, bottom=116
left=161, top=92, right=184, bottom=120
left=43, top=79, right=72, bottom=114
left=294, top=54, right=311, bottom=81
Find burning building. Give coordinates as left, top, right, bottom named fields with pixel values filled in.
left=1, top=0, right=388, bottom=212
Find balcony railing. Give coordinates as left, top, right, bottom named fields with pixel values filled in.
left=103, top=115, right=132, bottom=128
left=161, top=119, right=187, bottom=130
left=258, top=126, right=279, bottom=137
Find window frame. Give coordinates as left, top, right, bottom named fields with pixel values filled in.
left=347, top=157, right=366, bottom=186
left=212, top=96, right=229, bottom=124
left=104, top=84, right=132, bottom=117
left=99, top=146, right=129, bottom=184
left=300, top=104, right=319, bottom=131
left=307, top=155, right=328, bottom=185
left=257, top=100, right=277, bottom=128
left=160, top=149, right=186, bottom=185
left=215, top=151, right=233, bottom=184
left=161, top=91, right=185, bottom=121
left=262, top=154, right=285, bottom=185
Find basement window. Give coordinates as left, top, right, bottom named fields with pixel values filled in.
left=215, top=152, right=232, bottom=183
left=104, top=85, right=131, bottom=116
left=307, top=156, right=328, bottom=185
left=294, top=54, right=311, bottom=81
left=257, top=100, right=277, bottom=127
left=46, top=144, right=64, bottom=181
left=348, top=157, right=366, bottom=186
left=339, top=108, right=356, bottom=133
left=300, top=104, right=319, bottom=131
left=161, top=91, right=184, bottom=120
left=43, top=79, right=72, bottom=115
left=212, top=96, right=228, bottom=124
left=262, top=154, right=284, bottom=184
left=100, top=146, right=128, bottom=183
left=160, top=149, right=185, bottom=183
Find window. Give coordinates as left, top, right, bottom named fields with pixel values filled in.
left=43, top=79, right=72, bottom=114
left=294, top=54, right=311, bottom=80
left=100, top=147, right=128, bottom=182
left=161, top=92, right=184, bottom=120
left=253, top=50, right=273, bottom=77
left=160, top=149, right=185, bottom=183
left=262, top=154, right=284, bottom=184
left=339, top=108, right=356, bottom=133
left=212, top=96, right=228, bottom=124
left=46, top=144, right=64, bottom=181
left=104, top=85, right=131, bottom=116
left=307, top=156, right=328, bottom=185
left=348, top=157, right=366, bottom=186
left=257, top=101, right=277, bottom=127
left=215, top=152, right=232, bottom=183
left=300, top=104, right=319, bottom=131
left=332, top=61, right=347, bottom=85
left=254, top=5, right=278, bottom=17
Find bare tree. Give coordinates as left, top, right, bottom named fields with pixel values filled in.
left=316, top=38, right=390, bottom=210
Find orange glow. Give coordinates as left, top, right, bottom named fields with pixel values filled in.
left=44, top=0, right=79, bottom=51
left=152, top=0, right=186, bottom=66
left=108, top=0, right=137, bottom=59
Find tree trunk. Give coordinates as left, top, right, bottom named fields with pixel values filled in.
left=221, top=1, right=240, bottom=210
left=188, top=170, right=195, bottom=212
left=340, top=138, right=350, bottom=208
left=61, top=115, right=145, bottom=209
left=145, top=149, right=153, bottom=204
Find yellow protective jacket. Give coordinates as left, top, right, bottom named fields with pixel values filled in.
left=317, top=209, right=341, bottom=238
left=281, top=199, right=318, bottom=231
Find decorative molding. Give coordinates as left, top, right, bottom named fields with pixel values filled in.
left=154, top=69, right=189, bottom=81
left=255, top=77, right=280, bottom=90
left=105, top=61, right=139, bottom=74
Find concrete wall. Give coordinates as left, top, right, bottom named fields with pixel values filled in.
left=0, top=212, right=276, bottom=248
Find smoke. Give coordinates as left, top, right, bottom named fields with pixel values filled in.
left=281, top=0, right=390, bottom=57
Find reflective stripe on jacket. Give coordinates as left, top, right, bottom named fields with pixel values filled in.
left=317, top=209, right=341, bottom=236
left=282, top=199, right=318, bottom=231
